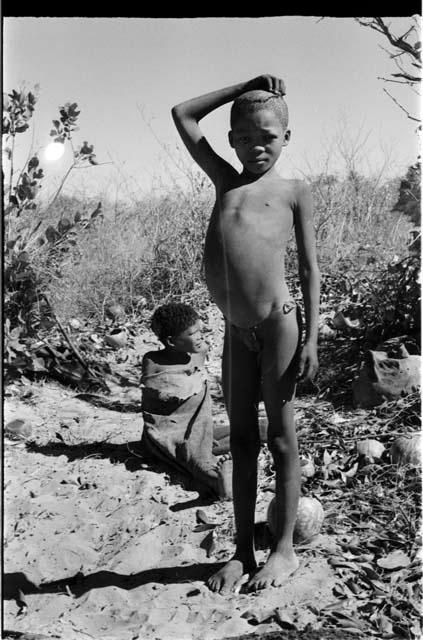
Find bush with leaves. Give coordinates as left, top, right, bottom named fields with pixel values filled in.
left=351, top=255, right=421, bottom=345
left=3, top=86, right=103, bottom=378
left=392, top=159, right=421, bottom=227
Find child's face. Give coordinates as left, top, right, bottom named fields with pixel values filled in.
left=229, top=108, right=290, bottom=175
left=168, top=319, right=205, bottom=354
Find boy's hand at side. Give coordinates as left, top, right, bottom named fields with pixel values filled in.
left=296, top=341, right=318, bottom=383
left=243, top=74, right=286, bottom=96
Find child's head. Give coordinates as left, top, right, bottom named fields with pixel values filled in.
left=230, top=90, right=289, bottom=130
left=150, top=302, right=204, bottom=353
left=229, top=90, right=290, bottom=175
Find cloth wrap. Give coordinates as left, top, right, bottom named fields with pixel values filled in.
left=141, top=362, right=229, bottom=492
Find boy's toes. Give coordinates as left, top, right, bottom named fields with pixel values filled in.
left=206, top=577, right=219, bottom=592
left=216, top=457, right=233, bottom=500
left=248, top=578, right=263, bottom=591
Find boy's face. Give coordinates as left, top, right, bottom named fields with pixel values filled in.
left=167, top=319, right=205, bottom=354
left=229, top=108, right=290, bottom=175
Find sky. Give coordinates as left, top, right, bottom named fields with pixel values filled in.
left=4, top=16, right=421, bottom=204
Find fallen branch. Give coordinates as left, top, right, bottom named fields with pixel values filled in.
left=43, top=295, right=110, bottom=392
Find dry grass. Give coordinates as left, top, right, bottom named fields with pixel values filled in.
left=35, top=180, right=214, bottom=321
left=26, top=159, right=413, bottom=328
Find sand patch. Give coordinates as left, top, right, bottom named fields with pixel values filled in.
left=4, top=372, right=338, bottom=640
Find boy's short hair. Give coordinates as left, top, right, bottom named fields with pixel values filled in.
left=230, top=90, right=289, bottom=130
left=151, top=302, right=199, bottom=343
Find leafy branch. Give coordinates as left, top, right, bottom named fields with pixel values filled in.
left=46, top=102, right=110, bottom=209
left=3, top=87, right=38, bottom=206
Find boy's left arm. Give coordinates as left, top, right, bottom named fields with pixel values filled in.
left=293, top=181, right=320, bottom=382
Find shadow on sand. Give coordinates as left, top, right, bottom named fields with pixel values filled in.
left=4, top=562, right=225, bottom=601
left=25, top=439, right=218, bottom=510
left=27, top=439, right=150, bottom=470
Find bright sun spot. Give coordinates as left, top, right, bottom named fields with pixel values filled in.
left=44, top=142, right=65, bottom=162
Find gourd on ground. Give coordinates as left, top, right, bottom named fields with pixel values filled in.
left=356, top=439, right=385, bottom=462
left=390, top=434, right=421, bottom=466
left=267, top=496, right=324, bottom=542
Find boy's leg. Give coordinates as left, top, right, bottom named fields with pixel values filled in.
left=207, top=322, right=261, bottom=593
left=248, top=307, right=301, bottom=590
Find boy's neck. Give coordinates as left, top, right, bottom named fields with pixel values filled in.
left=163, top=347, right=191, bottom=364
left=240, top=165, right=279, bottom=183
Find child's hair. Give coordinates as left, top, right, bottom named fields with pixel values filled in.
left=151, top=302, right=199, bottom=344
left=230, top=90, right=289, bottom=130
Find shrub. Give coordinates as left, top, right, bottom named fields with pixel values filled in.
left=286, top=170, right=411, bottom=284
left=354, top=254, right=421, bottom=344
left=43, top=179, right=214, bottom=321
left=392, top=160, right=421, bottom=226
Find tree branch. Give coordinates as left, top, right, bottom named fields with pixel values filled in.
left=391, top=72, right=421, bottom=83
left=377, top=76, right=417, bottom=85
left=383, top=88, right=421, bottom=123
left=355, top=17, right=421, bottom=63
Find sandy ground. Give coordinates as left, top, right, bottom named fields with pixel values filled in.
left=4, top=311, right=340, bottom=640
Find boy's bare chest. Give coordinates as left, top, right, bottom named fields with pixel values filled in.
left=216, top=182, right=294, bottom=234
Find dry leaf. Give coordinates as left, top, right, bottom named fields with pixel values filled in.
left=377, top=613, right=393, bottom=634
left=241, top=608, right=274, bottom=625
left=193, top=523, right=216, bottom=532
left=274, top=608, right=297, bottom=630
left=196, top=509, right=211, bottom=524
left=377, top=550, right=410, bottom=570
left=200, top=530, right=216, bottom=558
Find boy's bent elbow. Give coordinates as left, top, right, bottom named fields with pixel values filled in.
left=171, top=104, right=182, bottom=121
left=171, top=104, right=195, bottom=129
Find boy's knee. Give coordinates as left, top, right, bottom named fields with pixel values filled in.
left=230, top=431, right=260, bottom=458
left=268, top=434, right=298, bottom=461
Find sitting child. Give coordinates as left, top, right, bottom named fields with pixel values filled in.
left=141, top=302, right=232, bottom=500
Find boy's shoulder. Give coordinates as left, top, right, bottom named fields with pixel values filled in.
left=190, top=350, right=207, bottom=366
left=142, top=350, right=205, bottom=370
left=142, top=350, right=165, bottom=371
left=279, top=177, right=312, bottom=207
left=142, top=349, right=159, bottom=361
left=279, top=177, right=310, bottom=192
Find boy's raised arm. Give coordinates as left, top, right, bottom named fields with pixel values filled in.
left=171, top=75, right=286, bottom=185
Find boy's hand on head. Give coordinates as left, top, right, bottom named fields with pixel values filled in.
left=244, top=75, right=286, bottom=96
left=296, top=342, right=318, bottom=383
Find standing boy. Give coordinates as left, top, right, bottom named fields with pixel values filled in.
left=172, top=74, right=320, bottom=592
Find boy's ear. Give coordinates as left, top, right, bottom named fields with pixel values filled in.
left=282, top=129, right=291, bottom=146
left=228, top=131, right=234, bottom=148
left=165, top=336, right=175, bottom=348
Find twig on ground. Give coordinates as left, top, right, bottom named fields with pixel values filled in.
left=43, top=294, right=110, bottom=392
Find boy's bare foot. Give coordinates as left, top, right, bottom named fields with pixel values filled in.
left=207, top=553, right=256, bottom=594
left=247, top=549, right=299, bottom=590
left=216, top=454, right=233, bottom=501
